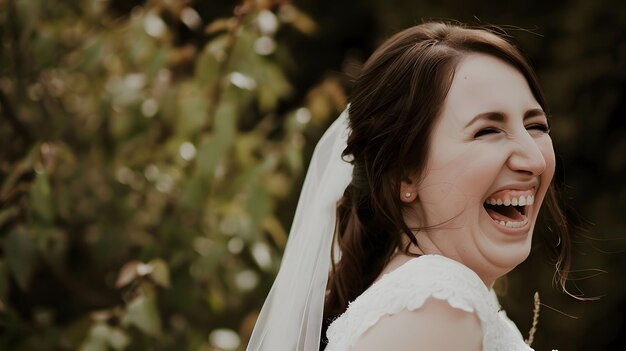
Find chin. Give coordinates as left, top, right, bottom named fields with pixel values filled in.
left=486, top=234, right=533, bottom=274
left=477, top=202, right=537, bottom=271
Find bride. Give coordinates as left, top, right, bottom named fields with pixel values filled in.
left=247, top=21, right=572, bottom=351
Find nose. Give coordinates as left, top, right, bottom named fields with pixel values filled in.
left=506, top=132, right=547, bottom=176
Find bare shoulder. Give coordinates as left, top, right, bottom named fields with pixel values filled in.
left=351, top=297, right=483, bottom=351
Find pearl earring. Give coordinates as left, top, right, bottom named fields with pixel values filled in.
left=404, top=192, right=412, bottom=198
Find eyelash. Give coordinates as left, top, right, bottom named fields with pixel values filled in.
left=474, top=128, right=500, bottom=138
left=527, top=124, right=551, bottom=133
left=473, top=124, right=551, bottom=138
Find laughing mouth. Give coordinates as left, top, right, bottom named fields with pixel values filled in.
left=483, top=191, right=534, bottom=229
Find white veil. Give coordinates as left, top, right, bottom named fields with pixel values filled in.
left=247, top=108, right=352, bottom=350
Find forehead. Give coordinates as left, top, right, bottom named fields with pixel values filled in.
left=440, top=53, right=540, bottom=125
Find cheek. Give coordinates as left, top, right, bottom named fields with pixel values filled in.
left=419, top=147, right=503, bottom=219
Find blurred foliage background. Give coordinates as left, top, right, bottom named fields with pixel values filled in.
left=0, top=0, right=624, bottom=350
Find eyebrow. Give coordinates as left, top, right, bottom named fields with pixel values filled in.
left=464, top=108, right=546, bottom=129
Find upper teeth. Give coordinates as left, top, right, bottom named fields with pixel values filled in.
left=484, top=194, right=534, bottom=206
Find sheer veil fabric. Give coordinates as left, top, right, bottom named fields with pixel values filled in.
left=247, top=108, right=352, bottom=350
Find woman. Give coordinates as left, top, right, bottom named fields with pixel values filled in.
left=248, top=21, right=571, bottom=351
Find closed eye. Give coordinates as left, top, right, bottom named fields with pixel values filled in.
left=526, top=123, right=550, bottom=134
left=474, top=127, right=500, bottom=138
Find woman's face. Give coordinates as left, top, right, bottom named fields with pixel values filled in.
left=405, top=53, right=555, bottom=286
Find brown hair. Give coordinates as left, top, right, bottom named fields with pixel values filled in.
left=322, top=21, right=572, bottom=342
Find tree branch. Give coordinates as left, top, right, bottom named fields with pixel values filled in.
left=201, top=0, right=253, bottom=134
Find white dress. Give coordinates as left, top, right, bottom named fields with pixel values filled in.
left=325, top=255, right=534, bottom=351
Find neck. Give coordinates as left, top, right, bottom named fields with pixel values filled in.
left=399, top=236, right=498, bottom=289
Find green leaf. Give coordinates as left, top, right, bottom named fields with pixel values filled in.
left=230, top=29, right=257, bottom=69
left=121, top=295, right=162, bottom=337
left=148, top=258, right=171, bottom=288
left=214, top=100, right=237, bottom=143
left=5, top=227, right=37, bottom=291
left=195, top=137, right=222, bottom=177
left=247, top=186, right=271, bottom=230
left=284, top=143, right=304, bottom=173
left=106, top=327, right=130, bottom=351
left=225, top=154, right=277, bottom=200
left=190, top=246, right=225, bottom=280
left=29, top=171, right=54, bottom=224
left=77, top=36, right=105, bottom=72
left=79, top=338, right=108, bottom=351
left=177, top=83, right=208, bottom=136
left=146, top=46, right=168, bottom=78
left=180, top=175, right=209, bottom=209
left=262, top=216, right=288, bottom=249
left=254, top=61, right=292, bottom=112
left=207, top=289, right=226, bottom=313
left=86, top=323, right=130, bottom=351
left=80, top=323, right=130, bottom=351
left=195, top=43, right=221, bottom=86
left=110, top=110, right=134, bottom=139
left=127, top=20, right=156, bottom=65
left=160, top=86, right=180, bottom=124
left=193, top=97, right=238, bottom=177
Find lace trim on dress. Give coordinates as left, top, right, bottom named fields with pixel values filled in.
left=324, top=255, right=534, bottom=351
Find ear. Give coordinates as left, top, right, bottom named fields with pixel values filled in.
left=400, top=177, right=419, bottom=203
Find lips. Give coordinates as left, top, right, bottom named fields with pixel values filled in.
left=483, top=189, right=535, bottom=230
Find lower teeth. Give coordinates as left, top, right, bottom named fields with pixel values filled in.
left=495, top=216, right=528, bottom=228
